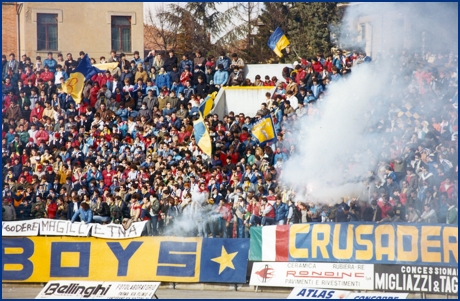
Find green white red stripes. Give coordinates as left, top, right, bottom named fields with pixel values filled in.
left=249, top=225, right=289, bottom=261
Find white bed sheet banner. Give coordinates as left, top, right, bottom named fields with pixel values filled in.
left=2, top=219, right=148, bottom=239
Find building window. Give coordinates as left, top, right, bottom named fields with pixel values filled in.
left=37, top=13, right=58, bottom=50
left=111, top=16, right=131, bottom=53
left=360, top=23, right=366, bottom=40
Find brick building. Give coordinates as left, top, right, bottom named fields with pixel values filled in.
left=2, top=2, right=20, bottom=56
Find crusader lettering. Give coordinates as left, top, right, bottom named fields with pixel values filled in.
left=288, top=224, right=457, bottom=265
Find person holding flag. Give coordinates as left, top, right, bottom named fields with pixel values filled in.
left=199, top=91, right=218, bottom=117
left=193, top=112, right=213, bottom=159
left=251, top=114, right=277, bottom=145
left=61, top=55, right=119, bottom=105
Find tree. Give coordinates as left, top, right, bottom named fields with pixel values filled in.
left=215, top=2, right=261, bottom=63
left=144, top=6, right=180, bottom=52
left=252, top=2, right=290, bottom=63
left=287, top=2, right=343, bottom=59
left=160, top=2, right=238, bottom=57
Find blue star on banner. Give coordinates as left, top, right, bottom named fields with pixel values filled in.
left=199, top=238, right=250, bottom=283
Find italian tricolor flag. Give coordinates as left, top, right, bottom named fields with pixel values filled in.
left=249, top=225, right=289, bottom=261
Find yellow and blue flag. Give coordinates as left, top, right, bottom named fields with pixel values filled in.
left=199, top=238, right=250, bottom=283
left=193, top=114, right=213, bottom=157
left=267, top=27, right=290, bottom=57
left=61, top=54, right=103, bottom=104
left=199, top=91, right=218, bottom=117
left=251, top=115, right=277, bottom=144
left=92, top=62, right=120, bottom=71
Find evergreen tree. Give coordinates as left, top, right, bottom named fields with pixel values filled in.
left=287, top=2, right=343, bottom=59
left=160, top=2, right=238, bottom=57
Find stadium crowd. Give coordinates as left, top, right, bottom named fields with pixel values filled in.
left=2, top=47, right=458, bottom=238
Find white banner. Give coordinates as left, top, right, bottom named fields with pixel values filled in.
left=39, top=220, right=93, bottom=237
left=35, top=281, right=105, bottom=299
left=250, top=262, right=374, bottom=290
left=2, top=220, right=40, bottom=236
left=97, top=282, right=160, bottom=299
left=346, top=293, right=409, bottom=299
left=288, top=288, right=351, bottom=299
left=2, top=220, right=147, bottom=239
left=36, top=281, right=160, bottom=299
left=91, top=221, right=148, bottom=239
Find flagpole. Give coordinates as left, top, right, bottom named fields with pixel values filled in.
left=291, top=45, right=300, bottom=58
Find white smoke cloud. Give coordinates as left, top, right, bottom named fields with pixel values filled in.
left=281, top=2, right=458, bottom=204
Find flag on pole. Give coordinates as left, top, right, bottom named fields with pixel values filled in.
left=199, top=91, right=218, bottom=117
left=61, top=54, right=103, bottom=104
left=193, top=114, right=213, bottom=157
left=267, top=27, right=290, bottom=57
left=251, top=115, right=277, bottom=144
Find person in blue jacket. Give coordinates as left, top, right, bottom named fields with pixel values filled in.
left=156, top=67, right=171, bottom=90
left=215, top=51, right=231, bottom=72
left=71, top=202, right=93, bottom=224
left=43, top=52, right=58, bottom=73
left=274, top=196, right=289, bottom=225
left=213, top=64, right=228, bottom=88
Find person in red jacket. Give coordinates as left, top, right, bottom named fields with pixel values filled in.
left=261, top=197, right=276, bottom=225
left=19, top=170, right=33, bottom=183
left=30, top=103, right=44, bottom=122
left=89, top=82, right=100, bottom=107
left=102, top=164, right=114, bottom=187
left=215, top=200, right=233, bottom=238
left=21, top=65, right=36, bottom=84
left=294, top=65, right=306, bottom=85
left=324, top=54, right=333, bottom=73
left=439, top=178, right=455, bottom=199
left=39, top=66, right=55, bottom=83
left=311, top=58, right=324, bottom=73
left=47, top=199, right=58, bottom=219
left=35, top=124, right=49, bottom=143
left=248, top=197, right=262, bottom=226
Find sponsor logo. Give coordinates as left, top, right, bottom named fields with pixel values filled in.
left=255, top=264, right=274, bottom=283
left=374, top=265, right=458, bottom=294
left=250, top=262, right=374, bottom=290
left=44, top=283, right=111, bottom=298
left=286, top=271, right=365, bottom=279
